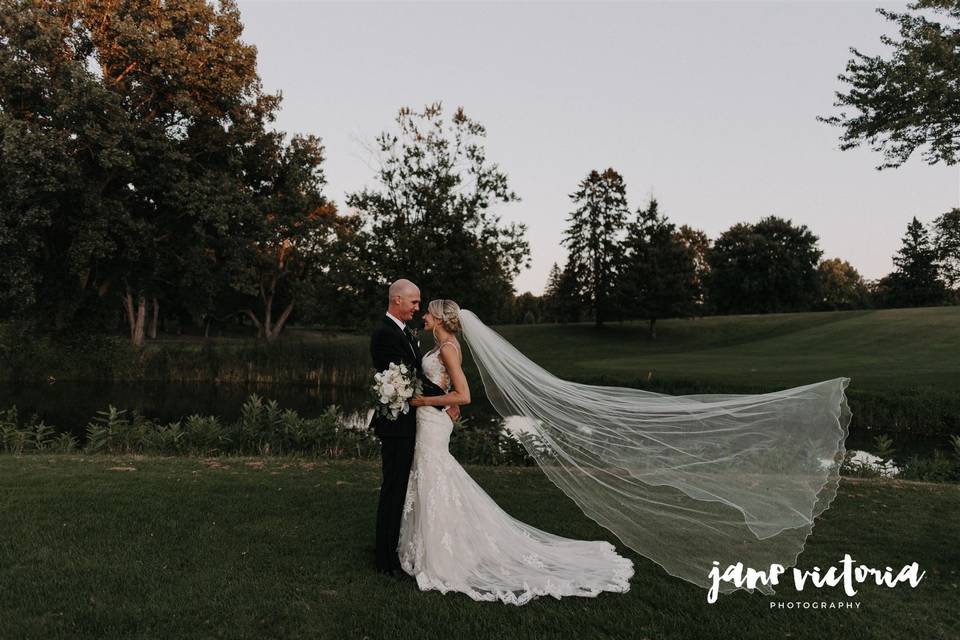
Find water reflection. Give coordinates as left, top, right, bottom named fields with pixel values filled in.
left=341, top=408, right=375, bottom=432
left=844, top=450, right=901, bottom=477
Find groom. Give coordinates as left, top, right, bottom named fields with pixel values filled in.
left=369, top=278, right=459, bottom=576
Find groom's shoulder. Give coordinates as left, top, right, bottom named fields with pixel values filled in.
left=370, top=317, right=393, bottom=340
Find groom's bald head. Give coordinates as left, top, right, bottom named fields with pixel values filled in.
left=389, top=279, right=419, bottom=300
left=387, top=279, right=420, bottom=322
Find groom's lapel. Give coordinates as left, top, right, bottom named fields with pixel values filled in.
left=385, top=316, right=418, bottom=362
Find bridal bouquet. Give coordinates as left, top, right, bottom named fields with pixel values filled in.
left=371, top=363, right=423, bottom=421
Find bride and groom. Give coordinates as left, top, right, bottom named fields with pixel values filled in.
left=369, top=278, right=852, bottom=605
left=369, top=279, right=633, bottom=605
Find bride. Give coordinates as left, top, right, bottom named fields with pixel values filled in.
left=400, top=299, right=634, bottom=605
left=399, top=298, right=851, bottom=603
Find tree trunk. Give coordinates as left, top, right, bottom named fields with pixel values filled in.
left=148, top=297, right=159, bottom=339
left=243, top=309, right=264, bottom=339
left=649, top=317, right=657, bottom=340
left=123, top=290, right=135, bottom=341
left=134, top=296, right=146, bottom=346
left=245, top=300, right=294, bottom=342
left=123, top=286, right=147, bottom=347
left=266, top=302, right=294, bottom=341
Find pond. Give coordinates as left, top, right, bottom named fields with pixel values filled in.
left=0, top=381, right=949, bottom=464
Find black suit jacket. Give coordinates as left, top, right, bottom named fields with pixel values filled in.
left=369, top=315, right=446, bottom=439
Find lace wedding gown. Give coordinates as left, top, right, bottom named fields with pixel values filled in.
left=398, top=342, right=634, bottom=606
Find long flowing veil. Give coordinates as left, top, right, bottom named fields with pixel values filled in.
left=457, top=309, right=851, bottom=595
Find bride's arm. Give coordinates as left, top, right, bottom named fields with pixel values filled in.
left=410, top=344, right=470, bottom=407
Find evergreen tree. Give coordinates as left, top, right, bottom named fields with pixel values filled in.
left=561, top=168, right=629, bottom=327
left=542, top=261, right=582, bottom=323
left=541, top=263, right=564, bottom=323
left=618, top=198, right=700, bottom=338
left=884, top=217, right=948, bottom=307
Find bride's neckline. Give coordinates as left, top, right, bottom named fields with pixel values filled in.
left=427, top=339, right=460, bottom=356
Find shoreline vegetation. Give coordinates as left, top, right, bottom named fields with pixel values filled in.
left=2, top=307, right=958, bottom=437
left=2, top=392, right=959, bottom=483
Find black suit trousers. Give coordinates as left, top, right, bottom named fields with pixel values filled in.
left=375, top=433, right=416, bottom=573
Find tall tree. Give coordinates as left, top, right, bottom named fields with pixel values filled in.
left=541, top=263, right=563, bottom=323
left=346, top=102, right=529, bottom=324
left=561, top=168, right=629, bottom=327
left=0, top=0, right=137, bottom=333
left=512, top=292, right=542, bottom=324
left=617, top=198, right=700, bottom=338
left=817, top=0, right=960, bottom=169
left=296, top=212, right=379, bottom=328
left=816, top=258, right=870, bottom=310
left=932, top=207, right=960, bottom=290
left=706, top=216, right=823, bottom=314
left=674, top=224, right=711, bottom=312
left=231, top=135, right=337, bottom=340
left=0, top=0, right=273, bottom=345
left=883, top=217, right=948, bottom=307
left=80, top=0, right=263, bottom=345
left=541, top=262, right=581, bottom=323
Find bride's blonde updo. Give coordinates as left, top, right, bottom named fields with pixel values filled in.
left=428, top=299, right=461, bottom=333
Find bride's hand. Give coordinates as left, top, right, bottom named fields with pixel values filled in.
left=409, top=396, right=427, bottom=407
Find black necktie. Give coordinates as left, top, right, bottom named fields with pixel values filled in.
left=402, top=327, right=417, bottom=356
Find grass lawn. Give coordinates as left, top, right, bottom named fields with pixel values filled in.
left=494, top=306, right=960, bottom=394
left=1, top=454, right=956, bottom=639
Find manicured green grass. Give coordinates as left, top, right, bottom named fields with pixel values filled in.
left=493, top=307, right=960, bottom=436
left=9, top=306, right=958, bottom=391
left=1, top=455, right=956, bottom=639
left=495, top=307, right=960, bottom=394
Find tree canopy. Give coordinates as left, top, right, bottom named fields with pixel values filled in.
left=345, top=102, right=529, bottom=323
left=706, top=216, right=823, bottom=314
left=818, top=0, right=960, bottom=169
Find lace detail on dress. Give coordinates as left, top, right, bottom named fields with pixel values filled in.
left=398, top=384, right=634, bottom=606
left=421, top=341, right=458, bottom=393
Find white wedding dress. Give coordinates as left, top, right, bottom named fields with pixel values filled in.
left=397, top=341, right=635, bottom=606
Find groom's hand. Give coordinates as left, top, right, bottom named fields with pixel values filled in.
left=447, top=405, right=461, bottom=422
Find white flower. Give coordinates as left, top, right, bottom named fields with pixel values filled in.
left=371, top=363, right=423, bottom=421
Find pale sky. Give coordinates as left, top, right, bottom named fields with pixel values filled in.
left=236, top=0, right=958, bottom=295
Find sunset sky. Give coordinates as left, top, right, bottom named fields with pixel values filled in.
left=236, top=0, right=957, bottom=294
